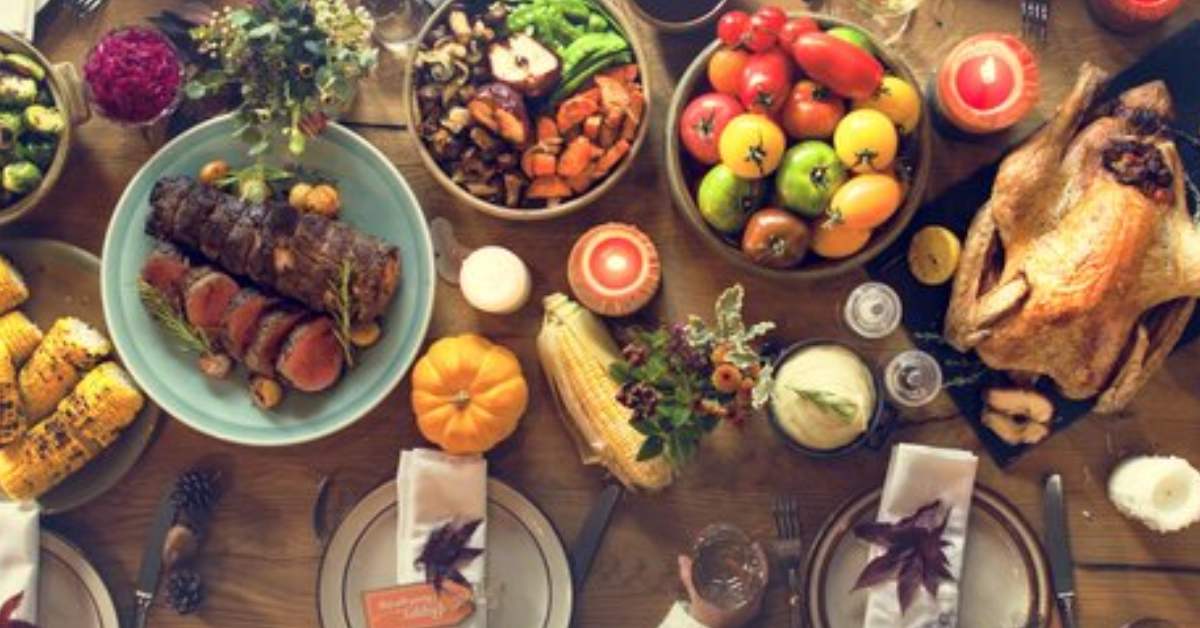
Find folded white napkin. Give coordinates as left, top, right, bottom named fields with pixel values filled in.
left=0, top=501, right=39, bottom=623
left=863, top=444, right=978, bottom=628
left=396, top=448, right=487, bottom=627
left=0, top=0, right=37, bottom=41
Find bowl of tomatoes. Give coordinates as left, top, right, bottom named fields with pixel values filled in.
left=666, top=6, right=931, bottom=280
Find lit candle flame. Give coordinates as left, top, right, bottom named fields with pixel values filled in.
left=980, top=56, right=997, bottom=85
left=605, top=254, right=630, bottom=276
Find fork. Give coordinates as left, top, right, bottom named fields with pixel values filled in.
left=1020, top=0, right=1050, bottom=44
left=773, top=495, right=805, bottom=628
left=69, top=0, right=107, bottom=17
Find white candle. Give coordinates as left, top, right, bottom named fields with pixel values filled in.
left=1109, top=455, right=1200, bottom=534
left=459, top=246, right=531, bottom=314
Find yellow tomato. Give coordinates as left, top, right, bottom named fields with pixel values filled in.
left=718, top=114, right=787, bottom=179
left=811, top=221, right=872, bottom=259
left=908, top=225, right=962, bottom=286
left=827, top=174, right=904, bottom=230
left=833, top=109, right=898, bottom=174
left=854, top=76, right=922, bottom=134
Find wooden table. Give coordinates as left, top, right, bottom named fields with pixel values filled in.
left=19, top=0, right=1200, bottom=626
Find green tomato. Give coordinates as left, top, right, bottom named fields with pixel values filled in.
left=775, top=141, right=847, bottom=218
left=826, top=26, right=875, bottom=55
left=697, top=163, right=763, bottom=234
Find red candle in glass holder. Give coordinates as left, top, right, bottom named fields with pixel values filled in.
left=1087, top=0, right=1182, bottom=33
left=935, top=34, right=1039, bottom=135
left=568, top=223, right=661, bottom=317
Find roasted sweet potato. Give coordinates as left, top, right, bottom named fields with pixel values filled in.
left=620, top=113, right=639, bottom=142
left=536, top=116, right=559, bottom=143
left=594, top=139, right=630, bottom=176
left=558, top=137, right=599, bottom=178
left=566, top=164, right=597, bottom=194
left=583, top=115, right=602, bottom=141
left=601, top=64, right=639, bottom=84
left=521, top=149, right=558, bottom=178
left=527, top=176, right=572, bottom=199
left=598, top=123, right=617, bottom=149
left=595, top=75, right=631, bottom=113
left=556, top=93, right=600, bottom=133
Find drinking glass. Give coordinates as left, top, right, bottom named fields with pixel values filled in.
left=833, top=0, right=925, bottom=45
left=361, top=0, right=431, bottom=52
left=690, top=524, right=768, bottom=611
left=884, top=349, right=943, bottom=408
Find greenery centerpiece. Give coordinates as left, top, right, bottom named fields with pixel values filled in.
left=187, top=0, right=378, bottom=156
left=611, top=285, right=775, bottom=465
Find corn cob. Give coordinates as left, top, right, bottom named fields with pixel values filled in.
left=0, top=311, right=43, bottom=365
left=0, top=343, right=21, bottom=446
left=18, top=317, right=112, bottom=420
left=55, top=362, right=145, bottom=448
left=0, top=255, right=28, bottom=315
left=537, top=293, right=672, bottom=491
left=0, top=362, right=143, bottom=500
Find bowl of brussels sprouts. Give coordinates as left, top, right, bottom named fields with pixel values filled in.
left=0, top=32, right=87, bottom=226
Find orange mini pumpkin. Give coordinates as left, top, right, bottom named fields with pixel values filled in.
left=411, top=334, right=529, bottom=454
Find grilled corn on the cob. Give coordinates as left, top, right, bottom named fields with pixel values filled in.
left=0, top=311, right=43, bottom=365
left=0, top=361, right=144, bottom=500
left=0, top=255, right=28, bottom=315
left=0, top=343, right=21, bottom=446
left=537, top=293, right=672, bottom=491
left=18, top=317, right=112, bottom=420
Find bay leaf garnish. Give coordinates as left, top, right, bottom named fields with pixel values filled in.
left=790, top=387, right=858, bottom=424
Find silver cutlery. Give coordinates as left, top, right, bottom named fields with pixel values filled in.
left=1021, top=0, right=1050, bottom=44
left=1043, top=474, right=1079, bottom=628
left=132, top=486, right=181, bottom=628
left=772, top=495, right=804, bottom=628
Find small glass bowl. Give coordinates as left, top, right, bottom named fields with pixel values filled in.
left=82, top=25, right=186, bottom=129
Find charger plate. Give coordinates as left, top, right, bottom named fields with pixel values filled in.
left=39, top=531, right=120, bottom=628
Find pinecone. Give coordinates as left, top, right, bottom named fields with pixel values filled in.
left=166, top=569, right=205, bottom=615
left=171, top=469, right=220, bottom=517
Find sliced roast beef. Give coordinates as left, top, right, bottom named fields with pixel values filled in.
left=183, top=268, right=240, bottom=336
left=220, top=288, right=277, bottom=359
left=147, top=176, right=401, bottom=323
left=141, top=243, right=191, bottom=307
left=276, top=317, right=344, bottom=392
left=244, top=306, right=305, bottom=377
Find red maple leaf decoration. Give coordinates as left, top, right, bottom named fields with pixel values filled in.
left=0, top=591, right=37, bottom=628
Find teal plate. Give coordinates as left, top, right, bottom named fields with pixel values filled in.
left=101, top=115, right=434, bottom=447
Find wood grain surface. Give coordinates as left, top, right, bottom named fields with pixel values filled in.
left=16, top=0, right=1200, bottom=626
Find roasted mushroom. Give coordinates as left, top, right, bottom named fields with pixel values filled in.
left=466, top=83, right=531, bottom=147
left=488, top=34, right=561, bottom=98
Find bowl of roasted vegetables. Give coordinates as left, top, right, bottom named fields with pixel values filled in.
left=0, top=33, right=84, bottom=226
left=665, top=8, right=931, bottom=280
left=407, top=0, right=651, bottom=220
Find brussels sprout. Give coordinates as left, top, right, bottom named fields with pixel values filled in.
left=2, top=161, right=41, bottom=194
left=0, top=73, right=37, bottom=107
left=237, top=177, right=271, bottom=204
left=16, top=134, right=55, bottom=169
left=1, top=54, right=45, bottom=81
left=0, top=111, right=21, bottom=151
left=22, top=105, right=63, bottom=135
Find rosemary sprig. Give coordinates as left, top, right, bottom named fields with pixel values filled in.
left=328, top=259, right=355, bottom=368
left=138, top=280, right=212, bottom=355
left=791, top=387, right=859, bottom=424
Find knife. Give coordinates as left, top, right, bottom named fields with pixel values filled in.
left=1044, top=474, right=1079, bottom=628
left=132, top=486, right=180, bottom=628
left=569, top=483, right=622, bottom=593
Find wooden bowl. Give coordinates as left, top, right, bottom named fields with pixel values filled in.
left=404, top=0, right=652, bottom=222
left=665, top=14, right=932, bottom=281
left=0, top=32, right=88, bottom=228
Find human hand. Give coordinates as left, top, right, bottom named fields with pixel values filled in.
left=677, top=545, right=767, bottom=628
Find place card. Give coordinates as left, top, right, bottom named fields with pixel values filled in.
left=363, top=581, right=475, bottom=628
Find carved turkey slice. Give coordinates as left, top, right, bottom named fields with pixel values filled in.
left=946, top=63, right=1200, bottom=412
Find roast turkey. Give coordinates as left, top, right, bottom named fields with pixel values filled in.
left=945, top=63, right=1200, bottom=412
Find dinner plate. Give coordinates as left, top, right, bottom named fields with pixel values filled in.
left=39, top=531, right=120, bottom=628
left=317, top=478, right=573, bottom=628
left=0, top=239, right=160, bottom=514
left=806, top=485, right=1052, bottom=628
left=101, top=114, right=435, bottom=446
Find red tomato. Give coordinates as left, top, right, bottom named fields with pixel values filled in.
left=738, top=49, right=793, bottom=115
left=781, top=80, right=846, bottom=139
left=789, top=32, right=883, bottom=100
left=707, top=47, right=750, bottom=95
left=679, top=93, right=745, bottom=164
left=778, top=17, right=819, bottom=46
left=743, top=16, right=778, bottom=52
left=717, top=11, right=750, bottom=47
left=751, top=6, right=788, bottom=33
